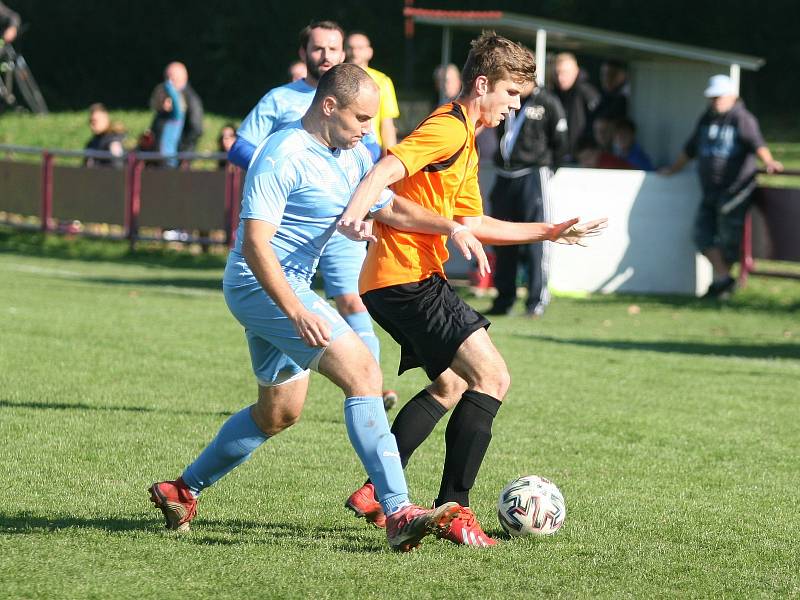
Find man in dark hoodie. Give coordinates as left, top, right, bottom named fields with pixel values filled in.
left=661, top=74, right=783, bottom=299
left=553, top=52, right=599, bottom=162
left=486, top=82, right=569, bottom=318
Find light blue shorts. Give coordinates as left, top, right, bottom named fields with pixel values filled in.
left=223, top=279, right=351, bottom=386
left=318, top=232, right=367, bottom=299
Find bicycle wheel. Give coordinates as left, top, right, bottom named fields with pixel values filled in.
left=13, top=54, right=48, bottom=114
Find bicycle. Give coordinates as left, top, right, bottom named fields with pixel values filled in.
left=0, top=38, right=47, bottom=114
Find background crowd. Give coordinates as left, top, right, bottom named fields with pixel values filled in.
left=0, top=3, right=784, bottom=304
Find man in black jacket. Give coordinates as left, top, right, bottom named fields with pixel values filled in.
left=486, top=83, right=569, bottom=317
left=553, top=52, right=599, bottom=162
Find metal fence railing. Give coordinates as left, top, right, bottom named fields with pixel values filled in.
left=0, top=145, right=243, bottom=249
left=740, top=169, right=800, bottom=284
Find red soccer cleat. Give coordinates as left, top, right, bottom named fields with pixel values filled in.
left=382, top=390, right=398, bottom=411
left=386, top=502, right=461, bottom=552
left=437, top=506, right=498, bottom=547
left=345, top=482, right=386, bottom=528
left=148, top=478, right=197, bottom=532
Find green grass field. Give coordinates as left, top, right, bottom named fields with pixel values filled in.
left=1, top=236, right=799, bottom=598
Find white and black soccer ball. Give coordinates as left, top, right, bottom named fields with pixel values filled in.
left=497, top=475, right=566, bottom=536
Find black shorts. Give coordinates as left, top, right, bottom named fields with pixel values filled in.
left=362, top=273, right=490, bottom=381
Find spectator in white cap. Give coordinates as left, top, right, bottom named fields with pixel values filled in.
left=661, top=74, right=783, bottom=299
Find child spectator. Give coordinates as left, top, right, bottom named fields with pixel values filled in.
left=613, top=118, right=654, bottom=171
left=576, top=138, right=633, bottom=170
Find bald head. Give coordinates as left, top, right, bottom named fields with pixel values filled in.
left=306, top=63, right=379, bottom=150
left=313, top=63, right=378, bottom=109
left=165, top=62, right=188, bottom=90
left=554, top=52, right=579, bottom=92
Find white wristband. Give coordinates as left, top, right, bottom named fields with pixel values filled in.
left=449, top=224, right=468, bottom=239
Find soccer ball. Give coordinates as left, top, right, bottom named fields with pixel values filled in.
left=497, top=475, right=566, bottom=536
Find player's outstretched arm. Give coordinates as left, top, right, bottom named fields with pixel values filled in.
left=242, top=219, right=332, bottom=347
left=549, top=217, right=608, bottom=246
left=465, top=215, right=607, bottom=246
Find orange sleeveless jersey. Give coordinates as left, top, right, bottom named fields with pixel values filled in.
left=359, top=102, right=483, bottom=294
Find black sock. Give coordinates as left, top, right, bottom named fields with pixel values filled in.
left=435, top=390, right=501, bottom=508
left=364, top=389, right=448, bottom=488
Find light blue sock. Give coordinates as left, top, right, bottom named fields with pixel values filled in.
left=181, top=406, right=269, bottom=495
left=344, top=311, right=380, bottom=363
left=344, top=396, right=409, bottom=515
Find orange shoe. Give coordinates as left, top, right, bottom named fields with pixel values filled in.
left=386, top=502, right=460, bottom=552
left=345, top=482, right=386, bottom=528
left=148, top=478, right=197, bottom=532
left=437, top=506, right=497, bottom=547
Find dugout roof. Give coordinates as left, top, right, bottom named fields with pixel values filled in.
left=405, top=8, right=765, bottom=73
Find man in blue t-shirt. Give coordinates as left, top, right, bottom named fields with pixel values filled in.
left=229, top=21, right=388, bottom=404
left=662, top=75, right=783, bottom=298
left=148, top=64, right=494, bottom=551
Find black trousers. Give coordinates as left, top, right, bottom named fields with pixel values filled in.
left=488, top=167, right=552, bottom=314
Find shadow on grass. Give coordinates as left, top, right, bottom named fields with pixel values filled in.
left=521, top=334, right=800, bottom=360
left=0, top=399, right=233, bottom=417
left=0, top=512, right=384, bottom=552
left=0, top=512, right=153, bottom=534
left=81, top=276, right=223, bottom=291
left=566, top=292, right=800, bottom=314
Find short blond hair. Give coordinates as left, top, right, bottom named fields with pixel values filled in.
left=461, top=31, right=536, bottom=92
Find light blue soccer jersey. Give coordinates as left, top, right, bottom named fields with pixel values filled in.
left=236, top=79, right=315, bottom=148
left=223, top=121, right=392, bottom=381
left=224, top=121, right=392, bottom=287
left=229, top=77, right=377, bottom=302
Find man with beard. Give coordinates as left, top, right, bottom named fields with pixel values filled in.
left=229, top=21, right=389, bottom=405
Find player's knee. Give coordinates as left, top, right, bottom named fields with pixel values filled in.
left=334, top=293, right=366, bottom=317
left=473, top=366, right=510, bottom=401
left=428, top=377, right=467, bottom=410
left=251, top=402, right=302, bottom=436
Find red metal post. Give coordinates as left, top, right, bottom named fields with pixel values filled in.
left=227, top=166, right=242, bottom=248
left=40, top=151, right=54, bottom=232
left=124, top=152, right=135, bottom=235
left=739, top=211, right=753, bottom=288
left=126, top=153, right=143, bottom=251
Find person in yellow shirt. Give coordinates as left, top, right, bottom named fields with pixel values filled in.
left=346, top=31, right=399, bottom=157
left=338, top=32, right=606, bottom=546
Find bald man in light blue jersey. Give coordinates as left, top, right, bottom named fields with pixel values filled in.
left=229, top=20, right=385, bottom=381
left=149, top=64, right=489, bottom=551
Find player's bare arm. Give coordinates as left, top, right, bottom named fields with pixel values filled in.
left=241, top=219, right=332, bottom=347
left=339, top=154, right=407, bottom=227
left=459, top=215, right=608, bottom=247
left=374, top=196, right=490, bottom=274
